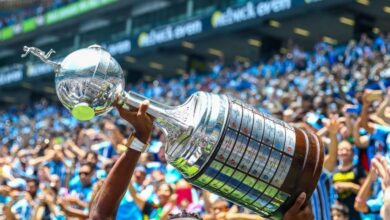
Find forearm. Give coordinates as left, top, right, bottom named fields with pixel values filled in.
left=349, top=182, right=361, bottom=193
left=323, top=133, right=337, bottom=171
left=76, top=199, right=89, bottom=209
left=376, top=98, right=389, bottom=119
left=62, top=205, right=89, bottom=219
left=354, top=175, right=374, bottom=212
left=128, top=183, right=145, bottom=210
left=344, top=116, right=353, bottom=137
left=360, top=104, right=374, bottom=133
left=69, top=142, right=86, bottom=158
left=225, top=213, right=265, bottom=220
left=353, top=119, right=369, bottom=148
left=90, top=149, right=141, bottom=219
left=46, top=201, right=60, bottom=216
left=202, top=191, right=213, bottom=213
left=381, top=188, right=390, bottom=220
left=29, top=155, right=51, bottom=166
left=316, top=127, right=328, bottom=137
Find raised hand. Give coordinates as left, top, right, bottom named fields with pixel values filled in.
left=115, top=100, right=154, bottom=144
left=372, top=155, right=390, bottom=190
left=324, top=115, right=342, bottom=136
left=283, top=192, right=313, bottom=220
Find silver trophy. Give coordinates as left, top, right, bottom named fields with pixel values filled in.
left=22, top=45, right=323, bottom=219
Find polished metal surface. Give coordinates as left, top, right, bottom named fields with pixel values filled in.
left=189, top=99, right=297, bottom=218
left=23, top=45, right=300, bottom=219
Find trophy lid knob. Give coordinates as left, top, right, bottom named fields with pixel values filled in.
left=71, top=102, right=96, bottom=121
left=88, top=44, right=103, bottom=49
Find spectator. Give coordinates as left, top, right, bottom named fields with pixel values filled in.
left=333, top=140, right=366, bottom=220
left=4, top=178, right=31, bottom=220
left=332, top=201, right=349, bottom=220
left=66, top=162, right=95, bottom=215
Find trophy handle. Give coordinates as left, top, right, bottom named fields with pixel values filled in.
left=21, top=46, right=61, bottom=74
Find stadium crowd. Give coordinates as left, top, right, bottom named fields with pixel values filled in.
left=0, top=32, right=390, bottom=220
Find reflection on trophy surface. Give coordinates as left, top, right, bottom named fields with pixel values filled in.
left=23, top=45, right=324, bottom=219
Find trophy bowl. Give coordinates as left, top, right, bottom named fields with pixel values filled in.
left=55, top=45, right=124, bottom=121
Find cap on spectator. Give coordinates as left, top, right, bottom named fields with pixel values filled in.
left=7, top=178, right=26, bottom=190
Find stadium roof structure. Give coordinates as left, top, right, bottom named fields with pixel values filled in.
left=0, top=0, right=390, bottom=107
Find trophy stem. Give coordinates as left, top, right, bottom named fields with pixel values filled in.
left=121, top=91, right=192, bottom=134
left=124, top=91, right=171, bottom=118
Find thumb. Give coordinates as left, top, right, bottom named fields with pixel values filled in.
left=137, top=100, right=150, bottom=116
left=289, top=192, right=306, bottom=214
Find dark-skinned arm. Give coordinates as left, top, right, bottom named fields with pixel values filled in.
left=90, top=101, right=153, bottom=220
left=283, top=192, right=313, bottom=220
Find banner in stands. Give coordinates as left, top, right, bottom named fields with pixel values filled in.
left=45, top=0, right=117, bottom=25
left=211, top=0, right=291, bottom=28
left=137, top=19, right=203, bottom=48
left=101, top=39, right=131, bottom=56
left=0, top=64, right=24, bottom=86
left=135, top=0, right=301, bottom=49
left=0, top=0, right=117, bottom=41
left=0, top=0, right=326, bottom=87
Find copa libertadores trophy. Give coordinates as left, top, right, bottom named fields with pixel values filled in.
left=22, top=45, right=323, bottom=219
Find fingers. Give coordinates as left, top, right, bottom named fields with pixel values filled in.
left=372, top=157, right=387, bottom=178
left=379, top=156, right=388, bottom=169
left=289, top=192, right=306, bottom=214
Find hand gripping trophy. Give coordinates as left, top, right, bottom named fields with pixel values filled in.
left=22, top=45, right=323, bottom=219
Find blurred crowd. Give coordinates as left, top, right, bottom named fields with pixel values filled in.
left=0, top=32, right=390, bottom=220
left=0, top=0, right=76, bottom=28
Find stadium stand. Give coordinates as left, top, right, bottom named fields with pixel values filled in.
left=0, top=0, right=389, bottom=219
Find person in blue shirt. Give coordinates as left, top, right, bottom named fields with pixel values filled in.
left=42, top=144, right=72, bottom=186
left=155, top=147, right=182, bottom=185
left=4, top=178, right=32, bottom=220
left=68, top=162, right=95, bottom=213
left=115, top=187, right=143, bottom=220
left=355, top=90, right=390, bottom=166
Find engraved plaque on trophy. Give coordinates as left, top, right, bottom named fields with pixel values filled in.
left=22, top=45, right=324, bottom=219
